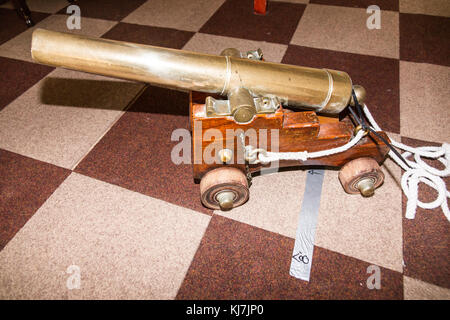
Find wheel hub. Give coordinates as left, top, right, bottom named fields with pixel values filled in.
left=215, top=191, right=235, bottom=210
left=357, top=178, right=375, bottom=197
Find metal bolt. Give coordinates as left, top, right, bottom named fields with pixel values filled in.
left=216, top=191, right=235, bottom=210
left=350, top=85, right=367, bottom=106
left=218, top=148, right=233, bottom=163
left=233, top=106, right=255, bottom=123
left=358, top=178, right=375, bottom=197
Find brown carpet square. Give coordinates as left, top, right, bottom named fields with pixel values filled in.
left=75, top=86, right=212, bottom=215
left=101, top=22, right=194, bottom=49
left=400, top=13, right=450, bottom=66
left=57, top=0, right=146, bottom=21
left=0, top=8, right=49, bottom=45
left=200, top=0, right=306, bottom=44
left=176, top=215, right=403, bottom=299
left=0, top=149, right=70, bottom=250
left=0, top=56, right=54, bottom=111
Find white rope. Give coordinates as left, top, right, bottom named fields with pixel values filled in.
left=362, top=104, right=449, bottom=222
left=246, top=129, right=366, bottom=163
left=244, top=104, right=450, bottom=222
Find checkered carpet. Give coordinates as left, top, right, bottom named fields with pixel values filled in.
left=0, top=0, right=449, bottom=300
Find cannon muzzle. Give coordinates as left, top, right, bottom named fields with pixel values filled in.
left=31, top=28, right=354, bottom=117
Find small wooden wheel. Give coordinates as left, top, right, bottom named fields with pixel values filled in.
left=200, top=167, right=249, bottom=210
left=339, top=157, right=384, bottom=197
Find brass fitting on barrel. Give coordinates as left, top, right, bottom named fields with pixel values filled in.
left=350, top=85, right=367, bottom=106
left=228, top=87, right=257, bottom=123
left=220, top=48, right=242, bottom=58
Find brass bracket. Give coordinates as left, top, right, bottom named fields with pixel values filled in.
left=205, top=95, right=279, bottom=120
left=245, top=48, right=263, bottom=61
left=206, top=47, right=276, bottom=123
left=220, top=47, right=263, bottom=61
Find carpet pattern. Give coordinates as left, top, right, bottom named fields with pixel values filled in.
left=0, top=0, right=449, bottom=299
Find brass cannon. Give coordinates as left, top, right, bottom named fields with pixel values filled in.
left=31, top=28, right=389, bottom=210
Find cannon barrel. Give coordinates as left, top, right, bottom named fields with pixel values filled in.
left=31, top=28, right=353, bottom=114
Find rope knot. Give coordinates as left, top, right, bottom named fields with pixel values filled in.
left=244, top=145, right=267, bottom=164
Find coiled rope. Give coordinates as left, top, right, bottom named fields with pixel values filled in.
left=244, top=103, right=449, bottom=222
left=362, top=105, right=449, bottom=221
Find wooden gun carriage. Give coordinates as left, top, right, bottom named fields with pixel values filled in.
left=31, top=29, right=389, bottom=211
